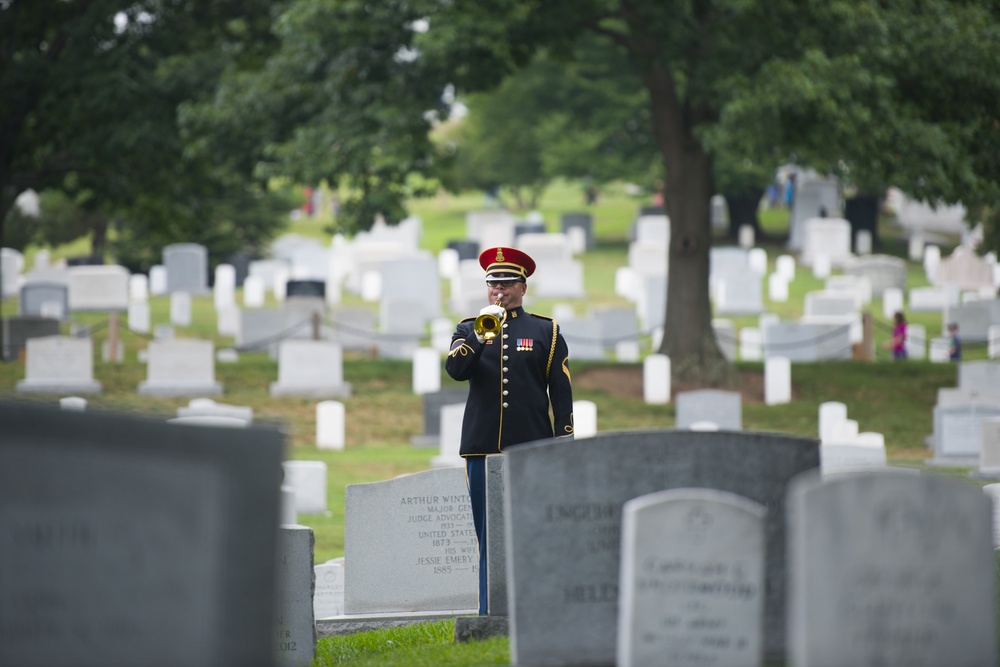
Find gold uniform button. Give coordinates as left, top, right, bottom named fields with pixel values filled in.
left=503, top=355, right=509, bottom=360
left=503, top=334, right=509, bottom=339
left=502, top=402, right=509, bottom=408
left=503, top=390, right=509, bottom=396
left=503, top=378, right=509, bottom=384
left=503, top=367, right=509, bottom=372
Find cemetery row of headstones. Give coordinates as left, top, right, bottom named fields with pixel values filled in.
left=5, top=352, right=1000, bottom=666
left=315, top=430, right=995, bottom=667
left=6, top=192, right=999, bottom=364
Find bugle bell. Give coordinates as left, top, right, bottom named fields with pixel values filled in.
left=474, top=298, right=506, bottom=340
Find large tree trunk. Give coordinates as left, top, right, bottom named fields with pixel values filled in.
left=91, top=218, right=109, bottom=259
left=843, top=193, right=880, bottom=251
left=0, top=198, right=10, bottom=361
left=643, top=67, right=737, bottom=387
left=725, top=189, right=764, bottom=242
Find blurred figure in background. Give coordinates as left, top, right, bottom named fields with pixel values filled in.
left=887, top=311, right=908, bottom=361
left=948, top=322, right=962, bottom=361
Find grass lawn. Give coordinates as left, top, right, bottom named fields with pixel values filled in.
left=1, top=179, right=995, bottom=665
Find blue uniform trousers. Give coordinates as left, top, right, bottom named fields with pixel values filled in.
left=465, top=456, right=488, bottom=615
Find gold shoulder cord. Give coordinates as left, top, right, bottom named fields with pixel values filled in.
left=546, top=320, right=558, bottom=379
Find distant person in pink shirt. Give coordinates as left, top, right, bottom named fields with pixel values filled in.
left=888, top=311, right=907, bottom=360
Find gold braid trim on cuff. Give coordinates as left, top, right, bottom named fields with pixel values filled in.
left=449, top=343, right=475, bottom=358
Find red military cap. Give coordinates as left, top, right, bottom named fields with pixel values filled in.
left=479, top=246, right=536, bottom=280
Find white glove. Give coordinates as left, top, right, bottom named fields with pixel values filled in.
left=479, top=304, right=505, bottom=318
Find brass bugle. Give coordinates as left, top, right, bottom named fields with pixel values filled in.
left=474, top=298, right=506, bottom=340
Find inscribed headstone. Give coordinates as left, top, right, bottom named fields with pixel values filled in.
left=163, top=243, right=209, bottom=295
left=788, top=178, right=841, bottom=250
left=270, top=340, right=351, bottom=398
left=314, top=558, right=345, bottom=620
left=504, top=430, right=819, bottom=665
left=843, top=255, right=906, bottom=297
left=274, top=525, right=316, bottom=667
left=675, top=389, right=742, bottom=430
left=800, top=218, right=852, bottom=268
left=931, top=403, right=1000, bottom=464
left=617, top=489, right=766, bottom=667
left=19, top=282, right=69, bottom=320
left=16, top=335, right=101, bottom=394
left=138, top=339, right=222, bottom=396
left=344, top=467, right=478, bottom=614
left=67, top=265, right=129, bottom=311
left=281, top=461, right=327, bottom=515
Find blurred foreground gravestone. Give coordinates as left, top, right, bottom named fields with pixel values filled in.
left=0, top=402, right=286, bottom=667
left=503, top=430, right=818, bottom=665
left=787, top=470, right=995, bottom=666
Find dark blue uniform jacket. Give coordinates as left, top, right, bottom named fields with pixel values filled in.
left=445, top=306, right=574, bottom=457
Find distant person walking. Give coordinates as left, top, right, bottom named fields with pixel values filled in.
left=784, top=172, right=797, bottom=209
left=886, top=311, right=908, bottom=360
left=948, top=322, right=962, bottom=361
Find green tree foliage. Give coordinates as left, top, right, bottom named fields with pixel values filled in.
left=1, top=205, right=38, bottom=253
left=181, top=0, right=446, bottom=234
left=0, top=0, right=291, bottom=266
left=436, top=86, right=551, bottom=210
left=705, top=2, right=1000, bottom=250
left=32, top=189, right=114, bottom=257
left=426, top=0, right=1000, bottom=382
left=192, top=0, right=999, bottom=383
left=435, top=37, right=661, bottom=208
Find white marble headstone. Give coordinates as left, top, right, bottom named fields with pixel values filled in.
left=270, top=340, right=352, bottom=398
left=138, top=339, right=222, bottom=396
left=618, top=489, right=766, bottom=667
left=316, top=401, right=345, bottom=451
left=282, top=461, right=327, bottom=515
left=764, top=357, right=791, bottom=406
left=16, top=336, right=102, bottom=394
left=67, top=265, right=129, bottom=311
left=343, top=467, right=478, bottom=614
left=313, top=558, right=345, bottom=620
